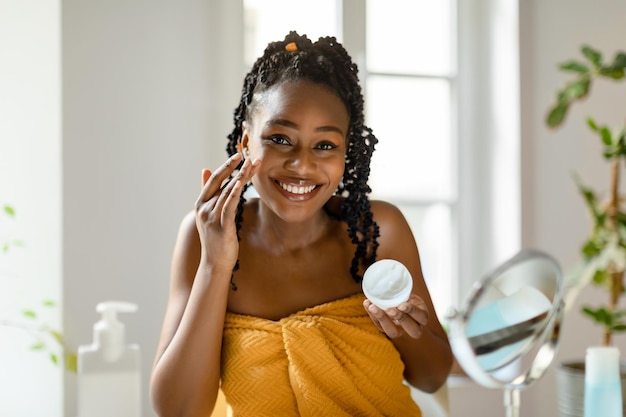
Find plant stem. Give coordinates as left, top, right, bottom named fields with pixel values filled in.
left=605, top=158, right=623, bottom=346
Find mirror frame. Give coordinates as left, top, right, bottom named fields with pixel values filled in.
left=447, top=249, right=564, bottom=390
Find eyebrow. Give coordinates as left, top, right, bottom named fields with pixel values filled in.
left=265, top=118, right=345, bottom=136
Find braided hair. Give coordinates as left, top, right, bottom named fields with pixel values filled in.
left=227, top=31, right=380, bottom=287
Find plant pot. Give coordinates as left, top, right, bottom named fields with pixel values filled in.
left=557, top=360, right=626, bottom=417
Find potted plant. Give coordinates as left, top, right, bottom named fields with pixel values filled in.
left=545, top=44, right=626, bottom=417
left=0, top=203, right=76, bottom=372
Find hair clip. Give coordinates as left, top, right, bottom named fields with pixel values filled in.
left=285, top=42, right=298, bottom=52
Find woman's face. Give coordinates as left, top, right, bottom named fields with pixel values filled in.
left=241, top=80, right=349, bottom=223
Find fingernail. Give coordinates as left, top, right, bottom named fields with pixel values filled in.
left=398, top=304, right=409, bottom=312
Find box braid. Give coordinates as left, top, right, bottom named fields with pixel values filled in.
left=226, top=31, right=380, bottom=289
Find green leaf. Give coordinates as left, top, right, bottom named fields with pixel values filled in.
left=614, top=52, right=626, bottom=69
left=48, top=330, right=64, bottom=346
left=582, top=306, right=613, bottom=327
left=600, top=126, right=613, bottom=145
left=30, top=343, right=45, bottom=350
left=3, top=205, right=15, bottom=217
left=592, top=269, right=608, bottom=286
left=574, top=176, right=605, bottom=227
left=611, top=324, right=626, bottom=332
left=587, top=117, right=599, bottom=132
left=582, top=45, right=602, bottom=67
left=618, top=130, right=626, bottom=152
left=563, top=78, right=591, bottom=100
left=23, top=310, right=37, bottom=319
left=581, top=239, right=601, bottom=258
left=42, top=300, right=56, bottom=308
left=547, top=103, right=569, bottom=127
left=50, top=353, right=58, bottom=365
left=559, top=60, right=590, bottom=74
left=599, top=66, right=625, bottom=80
left=65, top=352, right=78, bottom=373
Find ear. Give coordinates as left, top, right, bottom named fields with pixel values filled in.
left=239, top=121, right=250, bottom=158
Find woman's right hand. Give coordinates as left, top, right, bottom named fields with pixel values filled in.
left=194, top=154, right=260, bottom=272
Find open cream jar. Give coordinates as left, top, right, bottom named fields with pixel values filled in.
left=362, top=259, right=413, bottom=310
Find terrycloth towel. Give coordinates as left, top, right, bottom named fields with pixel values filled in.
left=221, top=293, right=422, bottom=417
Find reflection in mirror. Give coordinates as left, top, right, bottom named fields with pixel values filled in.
left=447, top=250, right=564, bottom=417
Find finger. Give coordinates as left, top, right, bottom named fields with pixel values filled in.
left=220, top=178, right=245, bottom=228
left=195, top=154, right=242, bottom=208
left=363, top=299, right=383, bottom=323
left=388, top=308, right=423, bottom=339
left=213, top=158, right=260, bottom=225
left=363, top=299, right=385, bottom=332
left=212, top=158, right=252, bottom=214
left=398, top=296, right=429, bottom=326
left=202, top=168, right=211, bottom=186
left=365, top=300, right=403, bottom=338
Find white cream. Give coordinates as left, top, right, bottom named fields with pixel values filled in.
left=362, top=259, right=413, bottom=309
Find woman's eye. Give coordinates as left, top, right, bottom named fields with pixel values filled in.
left=269, top=135, right=290, bottom=145
left=316, top=142, right=338, bottom=151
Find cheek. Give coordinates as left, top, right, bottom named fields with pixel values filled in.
left=246, top=143, right=266, bottom=161
left=328, top=157, right=346, bottom=181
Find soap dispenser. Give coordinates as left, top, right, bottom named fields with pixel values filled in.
left=77, top=301, right=141, bottom=417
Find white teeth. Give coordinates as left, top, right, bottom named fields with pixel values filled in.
left=279, top=182, right=316, bottom=195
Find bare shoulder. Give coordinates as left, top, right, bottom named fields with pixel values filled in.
left=369, top=200, right=406, bottom=225
left=171, top=210, right=201, bottom=289
left=369, top=200, right=418, bottom=261
left=175, top=210, right=200, bottom=253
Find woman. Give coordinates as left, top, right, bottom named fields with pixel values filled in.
left=150, top=31, right=452, bottom=417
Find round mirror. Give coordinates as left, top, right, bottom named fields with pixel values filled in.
left=446, top=250, right=564, bottom=417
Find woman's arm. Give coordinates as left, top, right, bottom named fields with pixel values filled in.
left=150, top=155, right=259, bottom=417
left=365, top=200, right=453, bottom=393
left=149, top=211, right=231, bottom=417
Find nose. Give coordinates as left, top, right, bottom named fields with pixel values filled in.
left=284, top=147, right=316, bottom=174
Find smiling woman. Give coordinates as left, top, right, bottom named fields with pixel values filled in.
left=149, top=32, right=452, bottom=417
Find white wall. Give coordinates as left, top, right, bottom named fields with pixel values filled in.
left=61, top=1, right=242, bottom=416
left=0, top=1, right=63, bottom=415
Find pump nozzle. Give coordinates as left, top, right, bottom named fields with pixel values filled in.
left=93, top=301, right=138, bottom=363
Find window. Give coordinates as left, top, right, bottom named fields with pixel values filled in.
left=363, top=1, right=456, bottom=318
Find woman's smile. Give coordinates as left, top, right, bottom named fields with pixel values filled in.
left=274, top=179, right=321, bottom=201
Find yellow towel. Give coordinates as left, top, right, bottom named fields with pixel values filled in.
left=221, top=293, right=422, bottom=417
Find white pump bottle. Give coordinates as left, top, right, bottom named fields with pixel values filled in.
left=77, top=301, right=141, bottom=417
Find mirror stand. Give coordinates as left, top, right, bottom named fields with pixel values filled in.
left=504, top=388, right=520, bottom=417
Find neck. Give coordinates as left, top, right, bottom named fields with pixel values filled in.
left=254, top=202, right=333, bottom=253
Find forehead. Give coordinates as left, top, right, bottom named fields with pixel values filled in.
left=249, top=80, right=350, bottom=127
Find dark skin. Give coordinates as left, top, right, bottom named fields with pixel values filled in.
left=150, top=80, right=452, bottom=417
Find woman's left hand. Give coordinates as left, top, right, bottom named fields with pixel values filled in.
left=363, top=294, right=429, bottom=339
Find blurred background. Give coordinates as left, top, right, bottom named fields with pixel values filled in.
left=1, top=0, right=625, bottom=415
